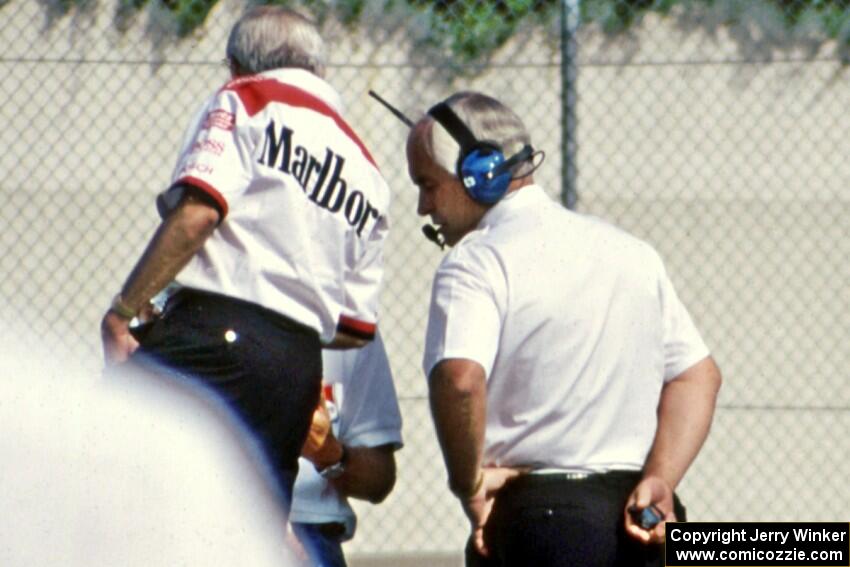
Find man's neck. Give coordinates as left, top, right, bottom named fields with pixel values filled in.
left=504, top=177, right=534, bottom=197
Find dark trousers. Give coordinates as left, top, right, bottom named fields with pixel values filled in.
left=467, top=471, right=686, bottom=567
left=129, top=288, right=323, bottom=519
left=291, top=522, right=348, bottom=567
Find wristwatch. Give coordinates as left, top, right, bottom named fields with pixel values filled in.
left=317, top=445, right=347, bottom=480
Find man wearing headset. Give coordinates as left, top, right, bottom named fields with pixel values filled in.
left=406, top=91, right=722, bottom=566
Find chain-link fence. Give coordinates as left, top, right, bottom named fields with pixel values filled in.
left=1, top=0, right=847, bottom=565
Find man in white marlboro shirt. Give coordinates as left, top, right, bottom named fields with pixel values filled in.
left=290, top=332, right=403, bottom=567
left=100, top=6, right=389, bottom=521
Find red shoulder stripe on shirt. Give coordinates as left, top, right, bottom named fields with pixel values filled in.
left=224, top=78, right=378, bottom=170
left=336, top=315, right=376, bottom=341
left=172, top=176, right=230, bottom=218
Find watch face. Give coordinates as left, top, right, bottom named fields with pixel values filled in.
left=319, top=461, right=345, bottom=480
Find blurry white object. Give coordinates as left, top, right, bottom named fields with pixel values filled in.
left=0, top=330, right=297, bottom=567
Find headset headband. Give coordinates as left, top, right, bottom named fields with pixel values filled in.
left=428, top=102, right=486, bottom=153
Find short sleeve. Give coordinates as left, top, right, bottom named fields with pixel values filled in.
left=659, top=264, right=710, bottom=381
left=336, top=206, right=388, bottom=342
left=157, top=89, right=253, bottom=219
left=422, top=245, right=504, bottom=380
left=332, top=333, right=403, bottom=449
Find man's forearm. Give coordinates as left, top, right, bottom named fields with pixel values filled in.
left=643, top=356, right=722, bottom=488
left=117, top=194, right=219, bottom=312
left=330, top=445, right=396, bottom=503
left=428, top=359, right=487, bottom=497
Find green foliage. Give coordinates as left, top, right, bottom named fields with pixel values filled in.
left=118, top=0, right=148, bottom=9
left=582, top=0, right=683, bottom=33
left=581, top=0, right=850, bottom=44
left=257, top=0, right=368, bottom=25
left=405, top=0, right=556, bottom=62
left=49, top=0, right=92, bottom=14
left=42, top=0, right=850, bottom=58
left=163, top=0, right=218, bottom=36
left=115, top=0, right=216, bottom=35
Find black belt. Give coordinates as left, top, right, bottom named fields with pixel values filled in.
left=503, top=470, right=688, bottom=521
left=315, top=522, right=346, bottom=538
left=508, top=470, right=642, bottom=489
left=165, top=287, right=319, bottom=338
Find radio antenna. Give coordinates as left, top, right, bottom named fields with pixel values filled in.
left=368, top=90, right=414, bottom=128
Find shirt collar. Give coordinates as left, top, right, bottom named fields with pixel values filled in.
left=478, top=184, right=551, bottom=229
left=259, top=68, right=344, bottom=113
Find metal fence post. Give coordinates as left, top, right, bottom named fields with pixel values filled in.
left=561, top=0, right=580, bottom=210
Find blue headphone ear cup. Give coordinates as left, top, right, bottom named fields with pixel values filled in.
left=460, top=147, right=511, bottom=204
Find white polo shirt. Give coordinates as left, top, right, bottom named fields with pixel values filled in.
left=158, top=68, right=390, bottom=343
left=289, top=333, right=403, bottom=540
left=423, top=185, right=709, bottom=472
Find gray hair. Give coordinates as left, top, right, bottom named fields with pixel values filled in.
left=429, top=91, right=533, bottom=178
left=226, top=6, right=326, bottom=77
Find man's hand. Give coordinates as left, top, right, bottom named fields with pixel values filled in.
left=461, top=467, right=523, bottom=557
left=100, top=311, right=139, bottom=364
left=300, top=388, right=343, bottom=469
left=624, top=475, right=676, bottom=545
